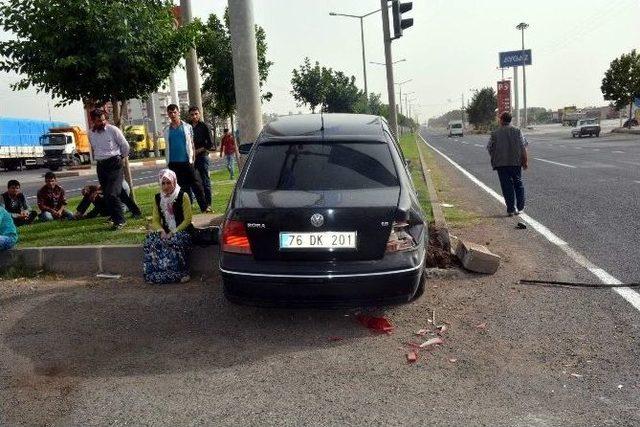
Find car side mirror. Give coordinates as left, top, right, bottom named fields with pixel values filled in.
left=238, top=143, right=253, bottom=155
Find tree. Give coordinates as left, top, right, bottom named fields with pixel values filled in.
left=291, top=58, right=331, bottom=113
left=291, top=58, right=364, bottom=114
left=601, top=50, right=640, bottom=128
left=323, top=71, right=363, bottom=113
left=0, top=0, right=197, bottom=126
left=196, top=10, right=273, bottom=121
left=355, top=93, right=384, bottom=116
left=466, top=88, right=497, bottom=130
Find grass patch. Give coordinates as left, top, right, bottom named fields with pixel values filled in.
left=399, top=133, right=477, bottom=228
left=398, top=133, right=433, bottom=223
left=17, top=166, right=238, bottom=248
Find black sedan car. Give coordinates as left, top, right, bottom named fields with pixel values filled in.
left=219, top=113, right=428, bottom=306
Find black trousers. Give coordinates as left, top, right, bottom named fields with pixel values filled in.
left=96, top=156, right=125, bottom=225
left=168, top=161, right=207, bottom=212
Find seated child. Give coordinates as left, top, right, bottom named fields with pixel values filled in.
left=36, top=172, right=74, bottom=221
left=1, top=179, right=37, bottom=226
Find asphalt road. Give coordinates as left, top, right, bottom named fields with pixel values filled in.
left=421, top=126, right=640, bottom=285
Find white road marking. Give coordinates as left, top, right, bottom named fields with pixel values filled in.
left=474, top=144, right=483, bottom=148
left=574, top=147, right=583, bottom=149
left=419, top=133, right=640, bottom=314
left=461, top=141, right=468, bottom=145
left=634, top=181, right=640, bottom=184
left=534, top=158, right=577, bottom=169
left=612, top=150, right=625, bottom=154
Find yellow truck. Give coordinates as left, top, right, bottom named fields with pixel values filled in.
left=124, top=125, right=166, bottom=158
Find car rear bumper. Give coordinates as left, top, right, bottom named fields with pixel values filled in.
left=219, top=250, right=424, bottom=307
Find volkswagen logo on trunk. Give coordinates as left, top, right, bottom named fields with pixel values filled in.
left=310, top=213, right=324, bottom=228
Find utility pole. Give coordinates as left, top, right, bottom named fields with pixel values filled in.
left=513, top=67, right=520, bottom=127
left=228, top=0, right=262, bottom=149
left=146, top=94, right=160, bottom=157
left=517, top=22, right=529, bottom=128
left=181, top=0, right=203, bottom=115
left=381, top=0, right=398, bottom=138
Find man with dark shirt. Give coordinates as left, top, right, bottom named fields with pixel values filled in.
left=189, top=106, right=214, bottom=212
left=1, top=180, right=37, bottom=226
left=487, top=112, right=529, bottom=216
left=37, top=172, right=74, bottom=221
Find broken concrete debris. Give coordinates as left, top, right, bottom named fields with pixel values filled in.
left=455, top=240, right=501, bottom=274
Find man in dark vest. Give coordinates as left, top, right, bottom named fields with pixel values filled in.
left=487, top=112, right=529, bottom=216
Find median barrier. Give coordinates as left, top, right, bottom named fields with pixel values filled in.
left=1, top=244, right=220, bottom=277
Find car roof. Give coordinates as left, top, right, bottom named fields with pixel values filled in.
left=258, top=113, right=388, bottom=143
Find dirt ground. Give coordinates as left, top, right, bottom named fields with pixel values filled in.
left=1, top=154, right=639, bottom=426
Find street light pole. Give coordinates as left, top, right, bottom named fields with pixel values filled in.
left=329, top=8, right=380, bottom=107
left=517, top=22, right=529, bottom=128
left=394, top=80, right=411, bottom=116
left=359, top=17, right=368, bottom=99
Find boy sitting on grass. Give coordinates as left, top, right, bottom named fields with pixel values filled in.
left=1, top=179, right=37, bottom=226
left=37, top=172, right=74, bottom=221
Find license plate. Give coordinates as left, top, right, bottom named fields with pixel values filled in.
left=280, top=232, right=357, bottom=250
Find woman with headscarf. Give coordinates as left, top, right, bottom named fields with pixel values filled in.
left=143, top=169, right=193, bottom=284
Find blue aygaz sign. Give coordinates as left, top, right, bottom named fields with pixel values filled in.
left=499, top=49, right=532, bottom=68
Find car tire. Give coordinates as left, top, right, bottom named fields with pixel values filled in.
left=596, top=132, right=600, bottom=137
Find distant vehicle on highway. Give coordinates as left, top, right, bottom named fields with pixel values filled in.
left=0, top=117, right=68, bottom=171
left=448, top=120, right=464, bottom=137
left=219, top=113, right=428, bottom=306
left=571, top=118, right=601, bottom=138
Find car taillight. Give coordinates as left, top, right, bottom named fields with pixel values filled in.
left=222, top=219, right=252, bottom=255
left=386, top=221, right=417, bottom=253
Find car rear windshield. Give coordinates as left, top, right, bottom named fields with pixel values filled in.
left=451, top=123, right=462, bottom=129
left=242, top=141, right=399, bottom=191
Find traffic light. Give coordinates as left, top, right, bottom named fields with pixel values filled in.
left=391, top=0, right=413, bottom=39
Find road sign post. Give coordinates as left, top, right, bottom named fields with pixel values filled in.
left=497, top=80, right=511, bottom=117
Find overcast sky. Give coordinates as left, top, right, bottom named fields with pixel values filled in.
left=1, top=0, right=639, bottom=125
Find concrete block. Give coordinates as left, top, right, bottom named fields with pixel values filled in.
left=41, top=246, right=99, bottom=275
left=101, top=245, right=144, bottom=275
left=456, top=240, right=501, bottom=274
left=192, top=213, right=217, bottom=229
left=0, top=248, right=43, bottom=271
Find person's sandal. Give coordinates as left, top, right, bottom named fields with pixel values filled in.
left=180, top=275, right=191, bottom=283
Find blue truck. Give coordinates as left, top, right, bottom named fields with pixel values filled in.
left=0, top=117, right=68, bottom=170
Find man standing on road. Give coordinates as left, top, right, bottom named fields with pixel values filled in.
left=487, top=112, right=528, bottom=216
left=220, top=128, right=236, bottom=180
left=164, top=104, right=208, bottom=213
left=189, top=106, right=214, bottom=213
left=89, top=108, right=142, bottom=230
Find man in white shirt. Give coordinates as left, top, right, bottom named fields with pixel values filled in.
left=88, top=108, right=141, bottom=229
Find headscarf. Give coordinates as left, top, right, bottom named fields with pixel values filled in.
left=158, top=169, right=181, bottom=232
